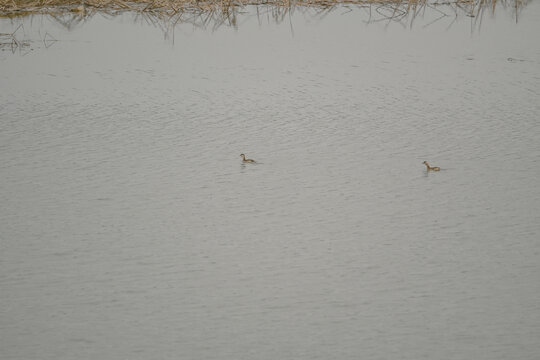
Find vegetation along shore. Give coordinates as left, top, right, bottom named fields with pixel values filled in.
left=0, top=0, right=529, bottom=19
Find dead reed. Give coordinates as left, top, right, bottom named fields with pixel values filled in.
left=0, top=0, right=529, bottom=35
left=0, top=24, right=30, bottom=52
left=0, top=0, right=528, bottom=19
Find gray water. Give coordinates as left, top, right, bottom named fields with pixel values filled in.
left=1, top=4, right=540, bottom=360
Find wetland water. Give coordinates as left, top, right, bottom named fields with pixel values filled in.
left=1, top=3, right=540, bottom=360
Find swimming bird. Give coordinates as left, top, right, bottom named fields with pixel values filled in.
left=240, top=154, right=255, bottom=163
left=423, top=161, right=440, bottom=171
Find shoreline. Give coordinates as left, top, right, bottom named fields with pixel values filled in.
left=0, top=0, right=522, bottom=18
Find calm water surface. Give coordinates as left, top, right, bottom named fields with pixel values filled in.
left=1, top=4, right=540, bottom=360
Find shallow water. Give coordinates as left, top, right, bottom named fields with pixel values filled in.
left=1, top=4, right=540, bottom=360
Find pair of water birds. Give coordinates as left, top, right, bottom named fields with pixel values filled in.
left=242, top=154, right=440, bottom=171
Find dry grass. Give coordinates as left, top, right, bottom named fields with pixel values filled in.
left=0, top=0, right=528, bottom=18
left=0, top=0, right=530, bottom=38
left=0, top=0, right=529, bottom=54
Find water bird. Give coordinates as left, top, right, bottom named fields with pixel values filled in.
left=423, top=161, right=440, bottom=171
left=240, top=154, right=255, bottom=163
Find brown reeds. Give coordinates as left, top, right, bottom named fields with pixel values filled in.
left=0, top=0, right=527, bottom=16
left=0, top=0, right=529, bottom=31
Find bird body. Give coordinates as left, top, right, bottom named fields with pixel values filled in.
left=240, top=154, right=255, bottom=163
left=423, top=161, right=440, bottom=171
